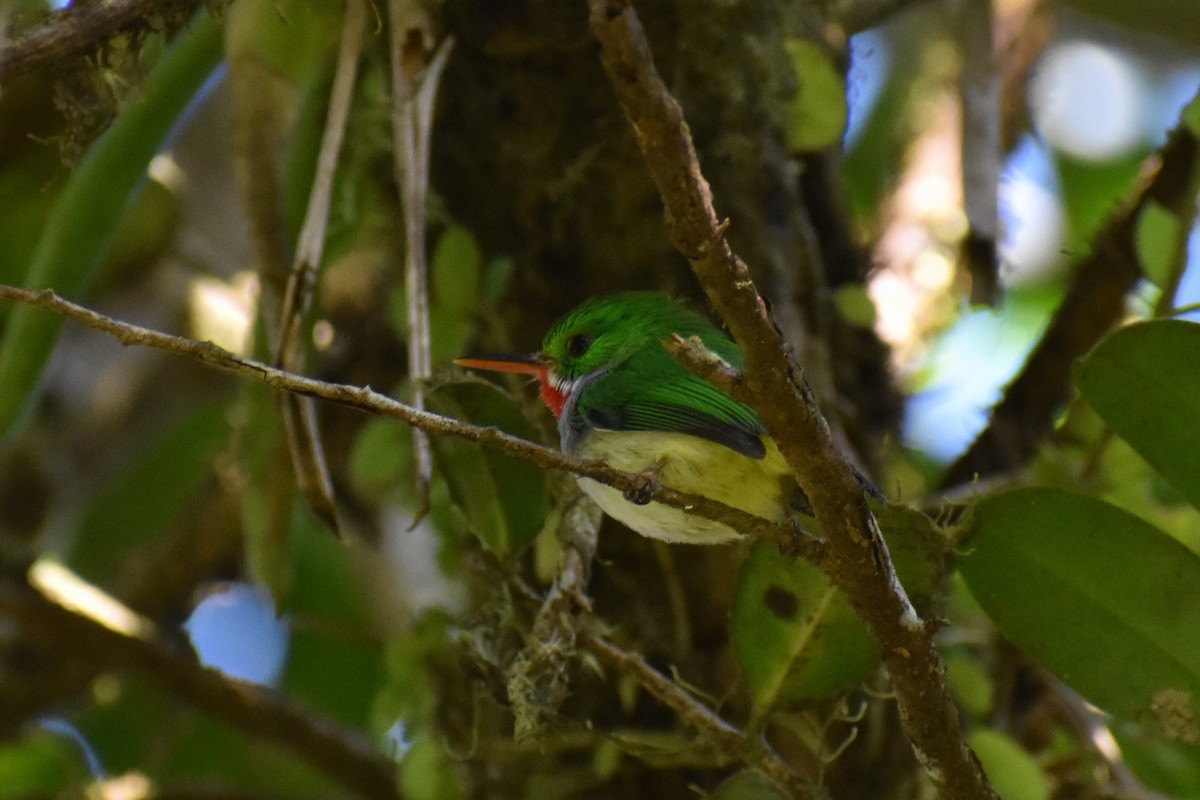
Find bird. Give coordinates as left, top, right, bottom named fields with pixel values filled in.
left=455, top=291, right=864, bottom=544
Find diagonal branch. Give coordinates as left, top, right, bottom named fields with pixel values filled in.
left=940, top=123, right=1199, bottom=489
left=583, top=634, right=826, bottom=800
left=0, top=283, right=818, bottom=560
left=0, top=0, right=201, bottom=85
left=586, top=2, right=997, bottom=798
left=1, top=563, right=401, bottom=800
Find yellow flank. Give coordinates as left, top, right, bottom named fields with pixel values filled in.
left=575, top=430, right=793, bottom=544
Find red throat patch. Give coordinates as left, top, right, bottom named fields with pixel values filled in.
left=538, top=369, right=568, bottom=419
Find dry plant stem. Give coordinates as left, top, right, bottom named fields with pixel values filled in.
left=586, top=2, right=997, bottom=798
left=0, top=571, right=401, bottom=800
left=276, top=0, right=365, bottom=367
left=0, top=0, right=200, bottom=84
left=389, top=3, right=453, bottom=519
left=959, top=0, right=1000, bottom=305
left=273, top=0, right=368, bottom=533
left=0, top=284, right=815, bottom=559
left=582, top=635, right=824, bottom=800
left=940, top=123, right=1198, bottom=488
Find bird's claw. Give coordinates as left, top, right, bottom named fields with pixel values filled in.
left=623, top=460, right=666, bottom=505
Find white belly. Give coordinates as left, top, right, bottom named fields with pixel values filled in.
left=575, top=430, right=791, bottom=544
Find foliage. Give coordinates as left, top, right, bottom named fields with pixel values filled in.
left=1, top=1, right=1199, bottom=800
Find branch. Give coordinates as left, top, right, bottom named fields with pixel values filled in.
left=0, top=0, right=201, bottom=85
left=582, top=634, right=826, bottom=800
left=586, top=2, right=997, bottom=798
left=0, top=284, right=817, bottom=559
left=270, top=0, right=369, bottom=534
left=0, top=565, right=401, bottom=800
left=939, top=123, right=1199, bottom=489
left=387, top=4, right=454, bottom=520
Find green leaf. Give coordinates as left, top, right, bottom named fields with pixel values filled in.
left=1076, top=319, right=1200, bottom=512
left=0, top=12, right=224, bottom=443
left=432, top=225, right=482, bottom=315
left=1116, top=725, right=1200, bottom=796
left=784, top=38, right=848, bottom=151
left=236, top=383, right=297, bottom=606
left=426, top=380, right=547, bottom=556
left=708, top=769, right=790, bottom=800
left=947, top=653, right=994, bottom=717
left=733, top=503, right=946, bottom=713
left=1183, top=90, right=1200, bottom=136
left=967, top=730, right=1050, bottom=800
left=71, top=400, right=230, bottom=584
left=399, top=730, right=462, bottom=800
left=959, top=487, right=1200, bottom=745
left=349, top=416, right=414, bottom=499
left=0, top=732, right=83, bottom=796
left=734, top=542, right=875, bottom=715
left=1134, top=202, right=1180, bottom=289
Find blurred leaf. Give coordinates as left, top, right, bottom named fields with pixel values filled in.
left=959, top=487, right=1200, bottom=745
left=71, top=400, right=229, bottom=584
left=484, top=256, right=515, bottom=304
left=784, top=38, right=848, bottom=152
left=432, top=226, right=482, bottom=314
left=95, top=179, right=180, bottom=292
left=946, top=653, right=994, bottom=718
left=967, top=730, right=1050, bottom=800
left=1066, top=0, right=1200, bottom=47
left=349, top=417, right=414, bottom=499
left=734, top=504, right=947, bottom=712
left=0, top=12, right=224, bottom=443
left=1116, top=724, right=1200, bottom=797
left=426, top=380, right=547, bottom=556
left=832, top=284, right=876, bottom=328
left=1076, top=319, right=1200, bottom=512
left=238, top=384, right=297, bottom=606
left=431, top=226, right=483, bottom=366
left=400, top=730, right=462, bottom=800
left=1056, top=150, right=1148, bottom=255
left=280, top=509, right=384, bottom=728
left=1134, top=202, right=1179, bottom=289
left=77, top=677, right=173, bottom=776
left=1183, top=90, right=1200, bottom=137
left=224, top=0, right=342, bottom=86
left=375, top=612, right=454, bottom=729
left=0, top=732, right=83, bottom=797
left=708, top=769, right=789, bottom=800
left=605, top=730, right=712, bottom=767
left=160, top=711, right=342, bottom=795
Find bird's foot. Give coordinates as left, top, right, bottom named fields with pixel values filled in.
left=623, top=459, right=667, bottom=506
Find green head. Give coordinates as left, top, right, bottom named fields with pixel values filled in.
left=541, top=292, right=728, bottom=382
left=456, top=291, right=743, bottom=420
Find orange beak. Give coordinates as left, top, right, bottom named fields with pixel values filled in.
left=453, top=353, right=543, bottom=375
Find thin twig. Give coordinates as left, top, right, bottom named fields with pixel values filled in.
left=582, top=634, right=825, bottom=800
left=273, top=0, right=368, bottom=534
left=959, top=0, right=1000, bottom=305
left=0, top=566, right=401, bottom=800
left=586, top=2, right=997, bottom=797
left=388, top=2, right=454, bottom=522
left=0, top=284, right=818, bottom=559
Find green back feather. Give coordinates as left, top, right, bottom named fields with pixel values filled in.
left=542, top=293, right=767, bottom=459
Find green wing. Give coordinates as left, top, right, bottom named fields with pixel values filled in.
left=575, top=338, right=767, bottom=459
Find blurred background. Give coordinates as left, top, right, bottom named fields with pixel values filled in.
left=1, top=0, right=1199, bottom=797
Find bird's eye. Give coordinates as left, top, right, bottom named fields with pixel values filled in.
left=565, top=333, right=593, bottom=358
